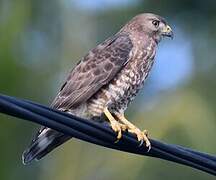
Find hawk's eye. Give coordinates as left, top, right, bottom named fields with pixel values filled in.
left=152, top=20, right=160, bottom=28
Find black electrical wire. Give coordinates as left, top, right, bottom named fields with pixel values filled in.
left=0, top=94, right=215, bottom=175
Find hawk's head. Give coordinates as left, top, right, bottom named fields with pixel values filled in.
left=125, top=13, right=173, bottom=43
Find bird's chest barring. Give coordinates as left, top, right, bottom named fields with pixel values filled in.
left=87, top=55, right=155, bottom=116
left=104, top=67, right=150, bottom=109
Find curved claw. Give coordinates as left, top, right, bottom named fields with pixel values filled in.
left=110, top=122, right=128, bottom=143
left=103, top=108, right=124, bottom=142
left=116, top=128, right=122, bottom=140
left=128, top=128, right=151, bottom=151
left=146, top=143, right=151, bottom=152
left=110, top=121, right=122, bottom=139
left=143, top=129, right=151, bottom=151
left=138, top=139, right=144, bottom=147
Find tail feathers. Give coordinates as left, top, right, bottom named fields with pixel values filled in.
left=22, top=129, right=71, bottom=165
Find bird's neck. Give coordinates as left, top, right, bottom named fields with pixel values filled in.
left=128, top=35, right=157, bottom=81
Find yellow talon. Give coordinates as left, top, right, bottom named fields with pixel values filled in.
left=103, top=108, right=124, bottom=141
left=115, top=113, right=151, bottom=151
left=103, top=108, right=151, bottom=150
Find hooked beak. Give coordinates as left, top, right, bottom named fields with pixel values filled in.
left=162, top=25, right=174, bottom=39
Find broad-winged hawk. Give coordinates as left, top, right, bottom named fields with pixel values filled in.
left=23, top=13, right=173, bottom=164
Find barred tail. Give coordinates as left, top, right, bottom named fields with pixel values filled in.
left=22, top=129, right=71, bottom=165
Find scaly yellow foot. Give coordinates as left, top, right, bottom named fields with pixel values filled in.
left=115, top=113, right=151, bottom=151
left=103, top=108, right=126, bottom=140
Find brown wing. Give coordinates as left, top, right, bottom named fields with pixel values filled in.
left=51, top=34, right=133, bottom=109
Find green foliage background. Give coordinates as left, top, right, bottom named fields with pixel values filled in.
left=0, top=0, right=215, bottom=179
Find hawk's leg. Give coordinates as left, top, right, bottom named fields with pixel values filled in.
left=115, top=113, right=151, bottom=151
left=103, top=107, right=126, bottom=140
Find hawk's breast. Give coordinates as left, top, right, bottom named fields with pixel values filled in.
left=87, top=40, right=156, bottom=117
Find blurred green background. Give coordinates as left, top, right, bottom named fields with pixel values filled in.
left=0, top=0, right=216, bottom=179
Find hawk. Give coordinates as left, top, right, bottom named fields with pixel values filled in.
left=22, top=13, right=173, bottom=164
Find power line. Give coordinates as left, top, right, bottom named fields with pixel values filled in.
left=0, top=94, right=215, bottom=175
